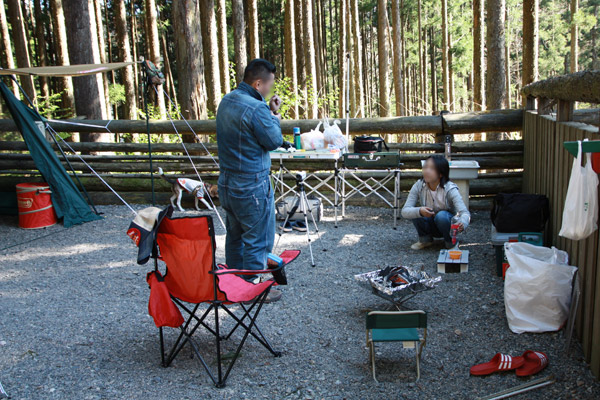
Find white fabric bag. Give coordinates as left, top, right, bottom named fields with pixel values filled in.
left=504, top=242, right=577, bottom=334
left=559, top=140, right=599, bottom=240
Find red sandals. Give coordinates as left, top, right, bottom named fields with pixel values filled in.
left=470, top=353, right=525, bottom=375
left=470, top=351, right=549, bottom=377
left=515, top=350, right=549, bottom=377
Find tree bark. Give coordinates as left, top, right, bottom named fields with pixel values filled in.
left=284, top=0, right=299, bottom=118
left=377, top=0, right=390, bottom=117
left=6, top=0, right=36, bottom=102
left=391, top=0, right=404, bottom=116
left=199, top=0, right=222, bottom=114
left=145, top=0, right=167, bottom=118
left=522, top=0, right=538, bottom=106
left=231, top=0, right=247, bottom=84
left=303, top=0, right=319, bottom=118
left=295, top=0, right=307, bottom=117
left=350, top=0, right=364, bottom=117
left=338, top=0, right=347, bottom=118
left=417, top=0, right=423, bottom=114
left=248, top=0, right=259, bottom=59
left=33, top=0, right=49, bottom=101
left=114, top=0, right=136, bottom=120
left=485, top=0, right=506, bottom=141
left=0, top=0, right=19, bottom=96
left=430, top=26, right=437, bottom=113
left=441, top=0, right=449, bottom=111
left=570, top=0, right=578, bottom=73
left=473, top=0, right=485, bottom=111
left=93, top=0, right=112, bottom=118
left=48, top=0, right=76, bottom=118
left=173, top=0, right=208, bottom=120
left=63, top=0, right=109, bottom=141
left=216, top=0, right=230, bottom=94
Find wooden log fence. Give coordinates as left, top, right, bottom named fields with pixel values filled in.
left=522, top=70, right=600, bottom=379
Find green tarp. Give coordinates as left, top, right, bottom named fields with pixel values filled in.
left=0, top=80, right=102, bottom=227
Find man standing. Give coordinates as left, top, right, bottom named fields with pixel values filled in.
left=216, top=59, right=283, bottom=301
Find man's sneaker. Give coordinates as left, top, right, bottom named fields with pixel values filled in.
left=291, top=220, right=307, bottom=232
left=411, top=241, right=433, bottom=250
left=243, top=288, right=282, bottom=304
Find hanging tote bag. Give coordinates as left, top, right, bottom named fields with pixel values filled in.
left=559, top=140, right=599, bottom=240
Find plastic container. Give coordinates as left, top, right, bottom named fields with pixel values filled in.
left=16, top=183, right=57, bottom=229
left=293, top=127, right=302, bottom=150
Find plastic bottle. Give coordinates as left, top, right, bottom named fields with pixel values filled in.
left=445, top=135, right=452, bottom=161
left=450, top=213, right=461, bottom=245
left=293, top=127, right=302, bottom=150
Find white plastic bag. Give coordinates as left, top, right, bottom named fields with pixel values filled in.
left=300, top=122, right=325, bottom=150
left=559, top=140, right=599, bottom=240
left=504, top=242, right=577, bottom=334
left=323, top=118, right=348, bottom=150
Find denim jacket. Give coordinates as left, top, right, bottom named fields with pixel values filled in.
left=216, top=82, right=283, bottom=175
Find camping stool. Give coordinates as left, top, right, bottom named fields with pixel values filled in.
left=365, top=310, right=427, bottom=382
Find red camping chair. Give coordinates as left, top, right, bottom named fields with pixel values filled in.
left=151, top=214, right=299, bottom=387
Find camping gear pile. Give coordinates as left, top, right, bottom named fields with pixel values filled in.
left=355, top=265, right=441, bottom=307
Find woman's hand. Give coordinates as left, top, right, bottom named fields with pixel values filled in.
left=419, top=207, right=435, bottom=218
left=457, top=222, right=464, bottom=232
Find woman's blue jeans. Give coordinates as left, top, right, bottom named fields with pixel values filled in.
left=218, top=170, right=275, bottom=277
left=412, top=210, right=453, bottom=244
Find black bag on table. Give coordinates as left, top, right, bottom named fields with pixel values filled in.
left=491, top=193, right=550, bottom=233
left=353, top=135, right=389, bottom=153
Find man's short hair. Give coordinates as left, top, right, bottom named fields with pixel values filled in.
left=243, top=59, right=276, bottom=84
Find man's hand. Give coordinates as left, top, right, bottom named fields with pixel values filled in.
left=419, top=207, right=435, bottom=218
left=271, top=111, right=281, bottom=121
left=269, top=94, right=282, bottom=112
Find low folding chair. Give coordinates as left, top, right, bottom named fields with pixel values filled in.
left=366, top=310, right=427, bottom=382
left=149, top=214, right=299, bottom=387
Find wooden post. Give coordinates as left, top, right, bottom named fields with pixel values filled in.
left=525, top=96, right=536, bottom=111
left=557, top=99, right=574, bottom=122
left=537, top=97, right=550, bottom=115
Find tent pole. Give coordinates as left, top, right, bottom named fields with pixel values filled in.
left=7, top=76, right=101, bottom=215
left=142, top=60, right=156, bottom=206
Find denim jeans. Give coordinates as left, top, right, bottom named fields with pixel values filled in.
left=412, top=210, right=453, bottom=244
left=218, top=170, right=275, bottom=277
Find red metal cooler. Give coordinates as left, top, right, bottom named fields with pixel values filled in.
left=16, top=183, right=57, bottom=229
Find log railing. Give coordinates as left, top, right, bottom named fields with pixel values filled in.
left=522, top=70, right=600, bottom=379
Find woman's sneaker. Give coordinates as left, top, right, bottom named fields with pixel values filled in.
left=411, top=241, right=433, bottom=250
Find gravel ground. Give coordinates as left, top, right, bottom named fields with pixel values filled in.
left=1, top=205, right=599, bottom=400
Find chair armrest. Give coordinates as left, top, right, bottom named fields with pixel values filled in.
left=210, top=263, right=284, bottom=276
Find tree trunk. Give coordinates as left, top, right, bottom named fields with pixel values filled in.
left=522, top=0, right=538, bottom=106
left=199, top=0, right=222, bottom=114
left=338, top=0, right=347, bottom=119
left=350, top=0, right=364, bottom=117
left=448, top=31, right=454, bottom=111
left=505, top=7, right=511, bottom=109
left=430, top=26, right=437, bottom=113
left=63, top=0, right=109, bottom=142
left=473, top=0, right=485, bottom=111
left=173, top=0, right=208, bottom=120
left=231, top=0, right=247, bottom=84
left=295, top=0, right=307, bottom=117
left=570, top=0, right=578, bottom=73
left=115, top=0, right=136, bottom=120
left=485, top=0, right=506, bottom=140
left=248, top=0, right=259, bottom=59
left=377, top=0, right=390, bottom=117
left=303, top=0, right=318, bottom=118
left=417, top=0, right=423, bottom=114
left=48, top=0, right=75, bottom=118
left=93, top=0, right=112, bottom=118
left=216, top=0, right=230, bottom=94
left=0, top=0, right=20, bottom=96
left=284, top=0, right=299, bottom=118
left=6, top=0, right=36, bottom=102
left=391, top=0, right=404, bottom=116
left=145, top=0, right=167, bottom=118
left=33, top=0, right=49, bottom=101
left=441, top=0, right=449, bottom=111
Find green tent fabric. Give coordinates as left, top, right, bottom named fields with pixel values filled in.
left=0, top=80, right=102, bottom=227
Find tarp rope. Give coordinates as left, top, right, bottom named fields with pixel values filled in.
left=153, top=86, right=225, bottom=229
left=45, top=123, right=138, bottom=216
